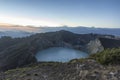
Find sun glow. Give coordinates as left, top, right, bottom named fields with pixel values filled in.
left=0, top=16, right=61, bottom=27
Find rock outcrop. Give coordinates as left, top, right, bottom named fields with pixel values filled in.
left=86, top=39, right=104, bottom=54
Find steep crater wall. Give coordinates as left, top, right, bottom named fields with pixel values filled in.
left=0, top=30, right=119, bottom=71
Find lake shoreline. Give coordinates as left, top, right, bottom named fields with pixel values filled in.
left=35, top=47, right=88, bottom=62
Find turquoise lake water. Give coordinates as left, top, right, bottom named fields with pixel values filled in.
left=35, top=47, right=88, bottom=62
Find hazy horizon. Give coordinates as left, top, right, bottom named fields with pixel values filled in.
left=0, top=0, right=120, bottom=28
left=0, top=22, right=120, bottom=29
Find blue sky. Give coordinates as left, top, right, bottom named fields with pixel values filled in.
left=0, top=0, right=120, bottom=27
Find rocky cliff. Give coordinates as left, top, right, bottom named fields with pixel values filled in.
left=86, top=39, right=104, bottom=54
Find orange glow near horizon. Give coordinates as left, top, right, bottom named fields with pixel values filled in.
left=0, top=16, right=61, bottom=27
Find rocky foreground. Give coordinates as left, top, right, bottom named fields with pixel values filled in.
left=0, top=59, right=120, bottom=80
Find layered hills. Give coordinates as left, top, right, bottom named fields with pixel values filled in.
left=1, top=23, right=120, bottom=37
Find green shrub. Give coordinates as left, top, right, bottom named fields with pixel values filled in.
left=90, top=48, right=120, bottom=65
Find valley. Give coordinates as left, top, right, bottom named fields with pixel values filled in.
left=0, top=30, right=120, bottom=71
left=0, top=30, right=120, bottom=80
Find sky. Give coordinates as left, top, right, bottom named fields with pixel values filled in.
left=0, top=0, right=120, bottom=28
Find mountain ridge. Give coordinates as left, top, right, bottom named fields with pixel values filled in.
left=0, top=23, right=120, bottom=37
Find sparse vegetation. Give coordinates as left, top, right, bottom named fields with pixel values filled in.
left=90, top=48, right=120, bottom=65
left=0, top=58, right=120, bottom=80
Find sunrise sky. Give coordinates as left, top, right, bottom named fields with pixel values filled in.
left=0, top=0, right=120, bottom=28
